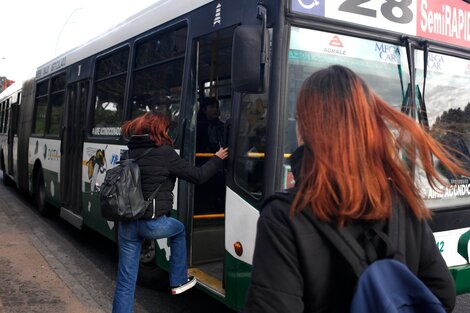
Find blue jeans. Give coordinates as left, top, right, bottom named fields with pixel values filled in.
left=112, top=215, right=188, bottom=313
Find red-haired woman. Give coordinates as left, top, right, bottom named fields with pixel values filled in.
left=112, top=111, right=228, bottom=313
left=244, top=65, right=467, bottom=312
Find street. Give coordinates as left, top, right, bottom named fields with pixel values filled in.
left=0, top=179, right=235, bottom=313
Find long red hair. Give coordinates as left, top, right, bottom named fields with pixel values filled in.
left=293, top=65, right=469, bottom=225
left=121, top=111, right=173, bottom=146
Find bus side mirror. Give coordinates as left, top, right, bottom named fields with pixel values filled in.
left=232, top=24, right=268, bottom=93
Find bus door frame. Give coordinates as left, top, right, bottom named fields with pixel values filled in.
left=60, top=80, right=88, bottom=216
left=7, top=101, right=18, bottom=176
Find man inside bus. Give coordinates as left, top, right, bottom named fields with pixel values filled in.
left=195, top=97, right=225, bottom=214
left=196, top=97, right=224, bottom=152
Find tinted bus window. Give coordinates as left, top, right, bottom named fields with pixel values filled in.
left=95, top=48, right=129, bottom=79
left=234, top=94, right=268, bottom=199
left=47, top=73, right=65, bottom=135
left=135, top=26, right=187, bottom=67
left=33, top=80, right=49, bottom=135
left=0, top=102, right=4, bottom=133
left=131, top=26, right=188, bottom=138
left=92, top=47, right=129, bottom=136
left=4, top=102, right=10, bottom=133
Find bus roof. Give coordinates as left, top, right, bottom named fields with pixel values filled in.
left=0, top=80, right=23, bottom=101
left=36, top=0, right=213, bottom=79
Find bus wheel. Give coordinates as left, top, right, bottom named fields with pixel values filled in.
left=137, top=239, right=169, bottom=290
left=1, top=157, right=12, bottom=187
left=2, top=170, right=13, bottom=187
left=34, top=171, right=52, bottom=216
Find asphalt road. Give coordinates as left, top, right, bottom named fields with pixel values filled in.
left=0, top=179, right=235, bottom=313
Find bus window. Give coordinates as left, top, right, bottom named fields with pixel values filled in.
left=414, top=52, right=470, bottom=209
left=232, top=27, right=271, bottom=200
left=4, top=102, right=10, bottom=133
left=0, top=102, right=3, bottom=133
left=0, top=101, right=5, bottom=133
left=2, top=101, right=6, bottom=133
left=0, top=101, right=4, bottom=133
left=283, top=27, right=410, bottom=187
left=33, top=80, right=49, bottom=135
left=46, top=73, right=65, bottom=136
left=91, top=47, right=129, bottom=136
left=11, top=92, right=20, bottom=133
left=131, top=25, right=188, bottom=139
left=134, top=26, right=187, bottom=66
left=234, top=95, right=268, bottom=199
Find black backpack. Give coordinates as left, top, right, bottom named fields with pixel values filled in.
left=100, top=147, right=163, bottom=221
left=270, top=191, right=446, bottom=313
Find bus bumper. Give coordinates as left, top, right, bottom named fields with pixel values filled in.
left=450, top=265, right=470, bottom=294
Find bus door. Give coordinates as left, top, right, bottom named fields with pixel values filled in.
left=6, top=100, right=16, bottom=175
left=60, top=81, right=88, bottom=217
left=189, top=26, right=235, bottom=289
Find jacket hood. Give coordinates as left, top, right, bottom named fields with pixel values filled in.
left=127, top=134, right=156, bottom=150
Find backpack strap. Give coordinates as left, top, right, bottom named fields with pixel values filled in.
left=134, top=147, right=154, bottom=161
left=268, top=190, right=368, bottom=277
left=388, top=198, right=406, bottom=263
left=136, top=147, right=168, bottom=201
left=137, top=147, right=169, bottom=203
left=301, top=210, right=368, bottom=277
left=303, top=198, right=406, bottom=277
left=146, top=181, right=164, bottom=202
left=123, top=146, right=165, bottom=202
left=119, top=147, right=154, bottom=163
left=269, top=190, right=405, bottom=277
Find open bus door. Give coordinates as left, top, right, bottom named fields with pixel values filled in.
left=59, top=81, right=88, bottom=227
left=187, top=26, right=235, bottom=297
left=187, top=18, right=270, bottom=308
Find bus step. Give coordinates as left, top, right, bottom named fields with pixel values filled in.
left=188, top=267, right=225, bottom=298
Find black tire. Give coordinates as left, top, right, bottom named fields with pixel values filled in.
left=34, top=171, right=53, bottom=217
left=137, top=239, right=169, bottom=290
left=1, top=156, right=12, bottom=187
left=2, top=170, right=13, bottom=187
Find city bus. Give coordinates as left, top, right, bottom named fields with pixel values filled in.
left=2, top=0, right=470, bottom=310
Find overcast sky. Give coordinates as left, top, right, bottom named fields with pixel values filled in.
left=1, top=0, right=159, bottom=81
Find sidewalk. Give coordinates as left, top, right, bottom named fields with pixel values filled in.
left=0, top=197, right=105, bottom=313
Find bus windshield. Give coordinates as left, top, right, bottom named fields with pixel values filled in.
left=283, top=26, right=470, bottom=210
left=283, top=26, right=410, bottom=187
left=415, top=51, right=470, bottom=209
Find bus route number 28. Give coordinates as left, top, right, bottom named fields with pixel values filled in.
left=339, top=0, right=413, bottom=24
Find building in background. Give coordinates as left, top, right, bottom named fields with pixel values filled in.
left=0, top=77, right=15, bottom=93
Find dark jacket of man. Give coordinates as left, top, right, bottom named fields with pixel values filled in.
left=243, top=146, right=456, bottom=313
left=126, top=134, right=223, bottom=219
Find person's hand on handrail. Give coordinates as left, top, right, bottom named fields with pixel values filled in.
left=215, top=147, right=229, bottom=160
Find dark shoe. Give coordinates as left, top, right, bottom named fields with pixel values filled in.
left=171, top=276, right=197, bottom=295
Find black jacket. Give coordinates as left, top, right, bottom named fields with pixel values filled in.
left=244, top=146, right=456, bottom=313
left=196, top=113, right=224, bottom=152
left=126, top=135, right=223, bottom=219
